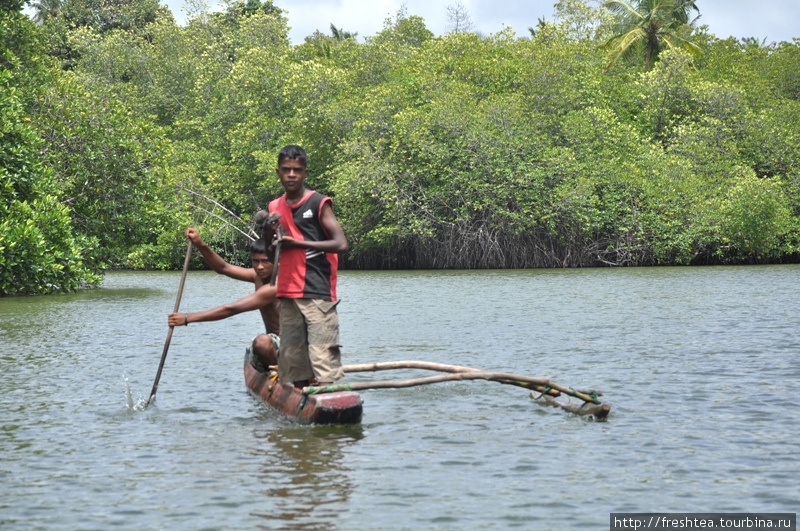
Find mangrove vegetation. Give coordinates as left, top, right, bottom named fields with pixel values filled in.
left=2, top=0, right=799, bottom=294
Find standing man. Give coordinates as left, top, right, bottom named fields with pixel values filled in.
left=167, top=228, right=280, bottom=371
left=268, top=145, right=348, bottom=388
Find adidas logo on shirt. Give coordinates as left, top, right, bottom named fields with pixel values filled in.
left=302, top=209, right=313, bottom=219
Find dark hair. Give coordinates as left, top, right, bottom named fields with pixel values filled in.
left=250, top=238, right=267, bottom=255
left=277, top=145, right=308, bottom=167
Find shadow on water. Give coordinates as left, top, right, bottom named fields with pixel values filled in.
left=71, top=286, right=164, bottom=302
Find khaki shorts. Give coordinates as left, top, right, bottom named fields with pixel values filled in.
left=278, top=298, right=344, bottom=384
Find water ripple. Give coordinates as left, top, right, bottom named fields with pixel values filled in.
left=0, top=267, right=798, bottom=529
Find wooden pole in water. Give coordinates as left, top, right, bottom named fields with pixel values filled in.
left=535, top=394, right=611, bottom=419
left=148, top=241, right=192, bottom=404
left=343, top=360, right=604, bottom=402
left=340, top=368, right=560, bottom=397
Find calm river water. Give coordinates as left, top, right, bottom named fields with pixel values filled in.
left=1, top=266, right=798, bottom=530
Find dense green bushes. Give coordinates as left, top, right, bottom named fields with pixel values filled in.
left=1, top=5, right=100, bottom=295
left=2, top=0, right=799, bottom=295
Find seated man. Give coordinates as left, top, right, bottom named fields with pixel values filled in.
left=167, top=227, right=279, bottom=370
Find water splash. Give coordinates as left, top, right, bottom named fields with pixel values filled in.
left=124, top=375, right=151, bottom=411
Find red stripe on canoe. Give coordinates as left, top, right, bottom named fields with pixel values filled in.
left=244, top=355, right=363, bottom=425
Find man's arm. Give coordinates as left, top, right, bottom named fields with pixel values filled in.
left=186, top=227, right=255, bottom=282
left=168, top=284, right=277, bottom=326
left=280, top=202, right=348, bottom=254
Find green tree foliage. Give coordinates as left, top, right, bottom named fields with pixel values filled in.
left=1, top=4, right=101, bottom=294
left=30, top=0, right=63, bottom=25
left=58, top=0, right=171, bottom=34
left=31, top=71, right=174, bottom=267
left=300, top=23, right=358, bottom=59
left=40, top=0, right=173, bottom=70
left=216, top=0, right=281, bottom=24
left=6, top=0, right=800, bottom=291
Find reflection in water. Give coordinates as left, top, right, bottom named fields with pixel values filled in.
left=250, top=422, right=363, bottom=528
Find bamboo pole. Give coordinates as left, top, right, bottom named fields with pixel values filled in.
left=148, top=241, right=193, bottom=405
left=332, top=360, right=611, bottom=418
left=343, top=360, right=604, bottom=403
left=345, top=360, right=483, bottom=374
left=344, top=361, right=560, bottom=396
left=310, top=371, right=542, bottom=391
left=309, top=368, right=602, bottom=405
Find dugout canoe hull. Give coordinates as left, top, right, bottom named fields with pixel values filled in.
left=243, top=352, right=363, bottom=425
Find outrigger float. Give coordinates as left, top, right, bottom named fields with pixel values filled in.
left=244, top=351, right=611, bottom=425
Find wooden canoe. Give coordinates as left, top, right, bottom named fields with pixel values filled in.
left=243, top=351, right=363, bottom=425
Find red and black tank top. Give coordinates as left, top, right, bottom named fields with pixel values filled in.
left=268, top=191, right=338, bottom=301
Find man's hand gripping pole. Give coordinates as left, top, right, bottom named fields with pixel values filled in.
left=254, top=210, right=283, bottom=286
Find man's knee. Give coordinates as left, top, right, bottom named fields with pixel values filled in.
left=309, top=343, right=343, bottom=383
left=253, top=334, right=278, bottom=368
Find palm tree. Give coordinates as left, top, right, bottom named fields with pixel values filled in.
left=740, top=36, right=768, bottom=48
left=528, top=17, right=548, bottom=38
left=329, top=23, right=357, bottom=41
left=305, top=24, right=357, bottom=59
left=600, top=0, right=702, bottom=71
left=30, top=0, right=62, bottom=25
